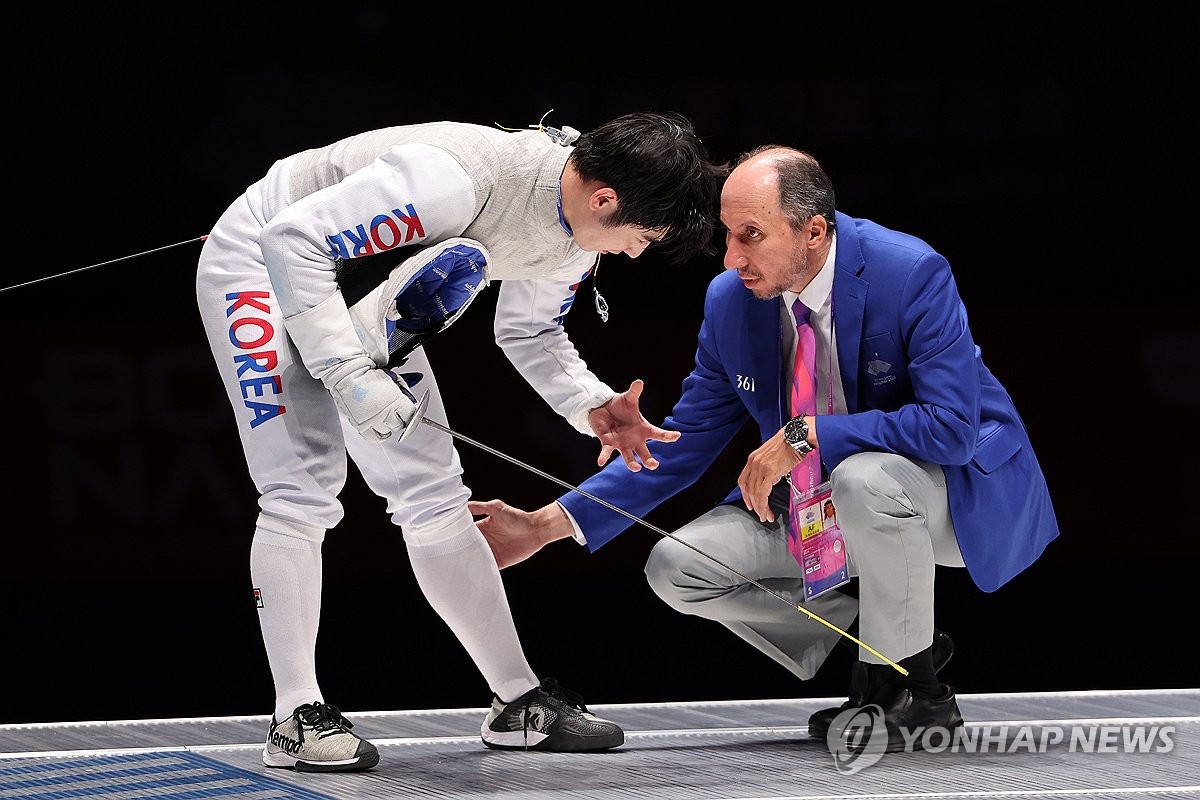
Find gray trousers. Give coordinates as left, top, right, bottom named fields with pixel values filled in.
left=644, top=452, right=964, bottom=676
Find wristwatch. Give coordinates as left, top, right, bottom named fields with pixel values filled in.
left=783, top=415, right=815, bottom=456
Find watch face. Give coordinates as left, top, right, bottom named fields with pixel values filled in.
left=786, top=418, right=807, bottom=443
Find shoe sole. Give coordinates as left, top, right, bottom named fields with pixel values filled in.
left=481, top=730, right=625, bottom=752
left=263, top=748, right=380, bottom=772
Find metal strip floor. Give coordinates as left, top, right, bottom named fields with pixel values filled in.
left=2, top=689, right=1196, bottom=800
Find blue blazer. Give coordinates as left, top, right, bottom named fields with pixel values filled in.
left=561, top=212, right=1060, bottom=593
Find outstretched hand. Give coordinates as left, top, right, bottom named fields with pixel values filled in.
left=469, top=498, right=553, bottom=569
left=587, top=379, right=680, bottom=472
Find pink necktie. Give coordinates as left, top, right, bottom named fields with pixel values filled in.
left=789, top=298, right=821, bottom=495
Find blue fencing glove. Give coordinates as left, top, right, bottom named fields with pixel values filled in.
left=385, top=238, right=491, bottom=364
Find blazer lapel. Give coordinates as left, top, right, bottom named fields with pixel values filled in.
left=832, top=215, right=868, bottom=414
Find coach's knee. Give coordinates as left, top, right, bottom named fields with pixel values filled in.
left=644, top=537, right=701, bottom=611
left=831, top=452, right=915, bottom=524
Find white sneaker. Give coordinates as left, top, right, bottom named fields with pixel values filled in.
left=263, top=701, right=379, bottom=772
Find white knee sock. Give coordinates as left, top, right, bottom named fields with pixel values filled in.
left=405, top=506, right=538, bottom=703
left=251, top=516, right=325, bottom=720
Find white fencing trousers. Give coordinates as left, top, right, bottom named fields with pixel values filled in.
left=832, top=452, right=964, bottom=665
left=644, top=504, right=858, bottom=681
left=196, top=177, right=472, bottom=534
left=197, top=174, right=536, bottom=715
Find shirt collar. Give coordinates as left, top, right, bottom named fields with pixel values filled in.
left=784, top=232, right=838, bottom=323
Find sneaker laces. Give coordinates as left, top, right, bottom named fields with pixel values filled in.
left=536, top=677, right=591, bottom=713
left=293, top=702, right=355, bottom=744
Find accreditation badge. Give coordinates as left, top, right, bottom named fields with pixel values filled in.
left=786, top=480, right=850, bottom=598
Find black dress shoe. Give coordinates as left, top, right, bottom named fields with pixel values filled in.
left=807, top=629, right=955, bottom=739
left=873, top=683, right=963, bottom=753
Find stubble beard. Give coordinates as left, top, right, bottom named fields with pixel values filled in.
left=752, top=244, right=810, bottom=300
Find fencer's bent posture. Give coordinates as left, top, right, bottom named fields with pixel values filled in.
left=195, top=115, right=723, bottom=772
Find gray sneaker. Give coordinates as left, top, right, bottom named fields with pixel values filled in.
left=481, top=678, right=624, bottom=752
left=263, top=701, right=379, bottom=772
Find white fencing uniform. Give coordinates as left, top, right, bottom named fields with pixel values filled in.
left=196, top=123, right=615, bottom=716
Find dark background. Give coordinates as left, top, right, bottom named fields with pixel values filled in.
left=2, top=8, right=1194, bottom=725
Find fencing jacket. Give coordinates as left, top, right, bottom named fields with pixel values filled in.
left=255, top=121, right=614, bottom=434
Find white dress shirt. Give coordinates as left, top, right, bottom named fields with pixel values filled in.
left=782, top=233, right=848, bottom=419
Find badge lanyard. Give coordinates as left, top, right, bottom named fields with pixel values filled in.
left=784, top=302, right=835, bottom=503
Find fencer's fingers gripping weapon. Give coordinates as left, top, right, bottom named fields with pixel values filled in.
left=418, top=411, right=908, bottom=676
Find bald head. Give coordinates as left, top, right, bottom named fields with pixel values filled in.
left=723, top=146, right=836, bottom=234
left=720, top=145, right=836, bottom=298
left=721, top=152, right=785, bottom=229
left=720, top=148, right=787, bottom=212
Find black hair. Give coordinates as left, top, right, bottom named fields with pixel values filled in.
left=569, top=112, right=728, bottom=263
left=736, top=145, right=838, bottom=235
